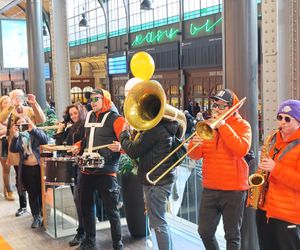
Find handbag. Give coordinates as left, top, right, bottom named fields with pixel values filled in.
left=0, top=136, right=8, bottom=158
left=5, top=114, right=20, bottom=165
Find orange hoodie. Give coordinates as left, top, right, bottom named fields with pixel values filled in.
left=188, top=111, right=252, bottom=191
left=75, top=89, right=126, bottom=176
left=94, top=89, right=124, bottom=140
left=264, top=129, right=300, bottom=224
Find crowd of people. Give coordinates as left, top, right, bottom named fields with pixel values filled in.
left=0, top=86, right=299, bottom=250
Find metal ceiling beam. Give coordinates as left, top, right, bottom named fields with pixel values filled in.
left=16, top=3, right=26, bottom=13
left=0, top=0, right=23, bottom=15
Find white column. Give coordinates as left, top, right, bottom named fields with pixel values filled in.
left=26, top=0, right=47, bottom=109
left=49, top=0, right=71, bottom=119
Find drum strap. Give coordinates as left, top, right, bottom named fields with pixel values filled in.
left=85, top=111, right=111, bottom=154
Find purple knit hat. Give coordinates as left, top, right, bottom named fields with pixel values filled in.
left=277, top=100, right=300, bottom=122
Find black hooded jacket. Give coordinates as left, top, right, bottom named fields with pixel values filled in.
left=120, top=119, right=179, bottom=185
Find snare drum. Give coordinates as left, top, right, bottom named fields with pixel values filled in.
left=78, top=153, right=105, bottom=169
left=45, top=157, right=76, bottom=185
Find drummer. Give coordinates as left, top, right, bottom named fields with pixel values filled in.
left=53, top=103, right=87, bottom=247
left=10, top=116, right=48, bottom=228
left=75, top=88, right=125, bottom=250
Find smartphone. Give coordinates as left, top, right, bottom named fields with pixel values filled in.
left=21, top=96, right=28, bottom=102
left=18, top=123, right=29, bottom=132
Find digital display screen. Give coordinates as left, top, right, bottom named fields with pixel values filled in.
left=108, top=55, right=127, bottom=74
left=44, top=62, right=50, bottom=79
left=1, top=19, right=28, bottom=68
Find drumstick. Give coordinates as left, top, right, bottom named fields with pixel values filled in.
left=84, top=143, right=113, bottom=152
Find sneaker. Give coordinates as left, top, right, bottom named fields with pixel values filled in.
left=5, top=192, right=15, bottom=201
left=113, top=241, right=124, bottom=250
left=15, top=208, right=27, bottom=217
left=75, top=240, right=97, bottom=250
left=69, top=232, right=85, bottom=247
left=31, top=215, right=43, bottom=228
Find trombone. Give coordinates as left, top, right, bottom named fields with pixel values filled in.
left=37, top=123, right=72, bottom=130
left=146, top=97, right=247, bottom=185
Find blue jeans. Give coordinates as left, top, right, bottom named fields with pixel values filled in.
left=143, top=182, right=173, bottom=250
left=198, top=189, right=246, bottom=250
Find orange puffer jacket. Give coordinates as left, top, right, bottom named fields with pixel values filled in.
left=264, top=129, right=300, bottom=225
left=188, top=113, right=252, bottom=190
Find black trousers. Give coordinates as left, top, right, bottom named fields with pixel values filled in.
left=80, top=174, right=122, bottom=248
left=256, top=209, right=300, bottom=250
left=14, top=165, right=27, bottom=209
left=70, top=169, right=84, bottom=234
left=198, top=189, right=247, bottom=250
left=21, top=165, right=42, bottom=216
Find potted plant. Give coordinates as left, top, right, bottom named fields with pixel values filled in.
left=38, top=107, right=58, bottom=138
left=119, top=154, right=148, bottom=238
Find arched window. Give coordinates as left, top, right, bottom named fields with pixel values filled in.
left=83, top=86, right=93, bottom=103
left=70, top=86, right=83, bottom=103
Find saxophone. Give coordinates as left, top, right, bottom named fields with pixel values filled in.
left=246, top=130, right=277, bottom=209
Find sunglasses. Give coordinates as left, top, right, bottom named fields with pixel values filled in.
left=90, top=96, right=102, bottom=103
left=277, top=115, right=293, bottom=123
left=212, top=102, right=228, bottom=110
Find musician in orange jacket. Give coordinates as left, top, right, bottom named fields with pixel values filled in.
left=188, top=89, right=252, bottom=250
left=256, top=99, right=300, bottom=250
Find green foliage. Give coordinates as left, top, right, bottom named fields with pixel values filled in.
left=119, top=154, right=138, bottom=175
left=38, top=108, right=58, bottom=137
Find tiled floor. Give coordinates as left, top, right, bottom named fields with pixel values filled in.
left=0, top=165, right=204, bottom=250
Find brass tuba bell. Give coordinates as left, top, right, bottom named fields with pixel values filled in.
left=123, top=80, right=187, bottom=139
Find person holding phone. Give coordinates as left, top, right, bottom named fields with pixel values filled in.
left=10, top=116, right=48, bottom=228
left=0, top=89, right=46, bottom=217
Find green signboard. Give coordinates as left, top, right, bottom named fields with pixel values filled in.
left=131, top=17, right=223, bottom=47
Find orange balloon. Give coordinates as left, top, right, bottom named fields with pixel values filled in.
left=130, top=52, right=155, bottom=80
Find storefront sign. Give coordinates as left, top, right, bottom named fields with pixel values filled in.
left=131, top=28, right=179, bottom=47
left=209, top=71, right=223, bottom=76
left=190, top=17, right=223, bottom=36
left=131, top=17, right=223, bottom=47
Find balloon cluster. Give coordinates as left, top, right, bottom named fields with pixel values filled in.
left=124, top=52, right=155, bottom=97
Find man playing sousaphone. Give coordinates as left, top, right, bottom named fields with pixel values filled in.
left=188, top=89, right=252, bottom=250
left=0, top=89, right=45, bottom=217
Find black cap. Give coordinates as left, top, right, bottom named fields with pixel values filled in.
left=210, top=89, right=233, bottom=106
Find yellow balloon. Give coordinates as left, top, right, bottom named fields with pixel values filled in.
left=130, top=52, right=155, bottom=80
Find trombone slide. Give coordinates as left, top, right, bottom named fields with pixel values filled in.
left=38, top=123, right=72, bottom=130
left=146, top=133, right=199, bottom=185
left=146, top=97, right=247, bottom=185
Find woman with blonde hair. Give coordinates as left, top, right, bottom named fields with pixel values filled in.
left=0, top=95, right=14, bottom=201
